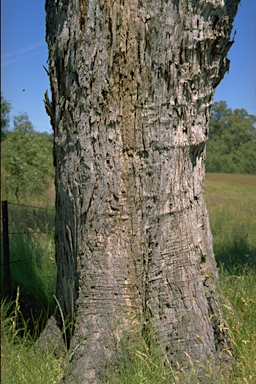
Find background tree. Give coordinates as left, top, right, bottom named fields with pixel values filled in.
left=45, top=0, right=240, bottom=382
left=1, top=94, right=11, bottom=141
left=207, top=101, right=256, bottom=174
left=1, top=113, right=54, bottom=202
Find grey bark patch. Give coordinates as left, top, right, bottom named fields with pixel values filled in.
left=37, top=315, right=67, bottom=357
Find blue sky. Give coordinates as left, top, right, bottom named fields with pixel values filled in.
left=1, top=0, right=256, bottom=133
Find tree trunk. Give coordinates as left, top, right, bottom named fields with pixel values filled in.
left=45, top=0, right=239, bottom=382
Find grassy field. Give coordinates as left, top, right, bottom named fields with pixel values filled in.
left=205, top=173, right=256, bottom=270
left=1, top=173, right=255, bottom=383
left=205, top=173, right=256, bottom=383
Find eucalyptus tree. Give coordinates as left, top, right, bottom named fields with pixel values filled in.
left=207, top=102, right=256, bottom=174
left=45, top=0, right=240, bottom=382
left=2, top=113, right=54, bottom=202
left=1, top=94, right=11, bottom=141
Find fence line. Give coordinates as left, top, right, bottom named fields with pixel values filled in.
left=1, top=200, right=55, bottom=298
left=2, top=201, right=11, bottom=297
left=1, top=202, right=55, bottom=236
left=6, top=201, right=55, bottom=211
left=0, top=257, right=34, bottom=266
left=0, top=250, right=55, bottom=267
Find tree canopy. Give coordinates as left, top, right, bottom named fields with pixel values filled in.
left=1, top=112, right=54, bottom=202
left=206, top=101, right=256, bottom=174
left=1, top=94, right=11, bottom=141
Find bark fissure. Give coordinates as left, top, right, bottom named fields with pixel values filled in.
left=45, top=0, right=240, bottom=381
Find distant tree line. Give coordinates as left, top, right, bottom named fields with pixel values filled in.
left=206, top=101, right=256, bottom=174
left=1, top=94, right=54, bottom=203
left=1, top=95, right=255, bottom=203
left=1, top=94, right=11, bottom=141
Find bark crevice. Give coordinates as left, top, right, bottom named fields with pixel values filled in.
left=45, top=0, right=240, bottom=382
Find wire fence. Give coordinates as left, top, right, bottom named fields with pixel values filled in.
left=1, top=200, right=55, bottom=297
left=3, top=201, right=55, bottom=233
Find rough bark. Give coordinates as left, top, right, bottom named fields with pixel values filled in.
left=45, top=0, right=239, bottom=382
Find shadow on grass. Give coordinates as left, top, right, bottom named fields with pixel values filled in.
left=1, top=235, right=56, bottom=337
left=213, top=229, right=256, bottom=273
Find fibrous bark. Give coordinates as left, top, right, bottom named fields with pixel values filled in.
left=45, top=0, right=239, bottom=382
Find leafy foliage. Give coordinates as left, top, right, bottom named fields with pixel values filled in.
left=206, top=101, right=256, bottom=174
left=1, top=94, right=11, bottom=141
left=1, top=113, right=54, bottom=202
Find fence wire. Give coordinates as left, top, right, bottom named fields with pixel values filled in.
left=1, top=200, right=55, bottom=267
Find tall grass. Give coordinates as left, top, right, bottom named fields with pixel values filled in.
left=1, top=292, right=63, bottom=384
left=1, top=203, right=56, bottom=331
left=1, top=173, right=255, bottom=383
left=205, top=173, right=256, bottom=271
left=206, top=173, right=256, bottom=383
left=109, top=174, right=256, bottom=383
left=220, top=268, right=256, bottom=383
left=106, top=328, right=225, bottom=384
left=9, top=232, right=56, bottom=326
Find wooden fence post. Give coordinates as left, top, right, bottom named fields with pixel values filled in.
left=2, top=200, right=11, bottom=297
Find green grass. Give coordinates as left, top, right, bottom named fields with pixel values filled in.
left=107, top=173, right=256, bottom=384
left=1, top=173, right=256, bottom=383
left=207, top=173, right=256, bottom=383
left=205, top=173, right=256, bottom=270
left=220, top=268, right=256, bottom=383
left=1, top=292, right=63, bottom=384
left=1, top=203, right=56, bottom=331
left=106, top=330, right=226, bottom=384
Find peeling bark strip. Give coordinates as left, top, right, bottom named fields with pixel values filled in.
left=45, top=0, right=239, bottom=382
